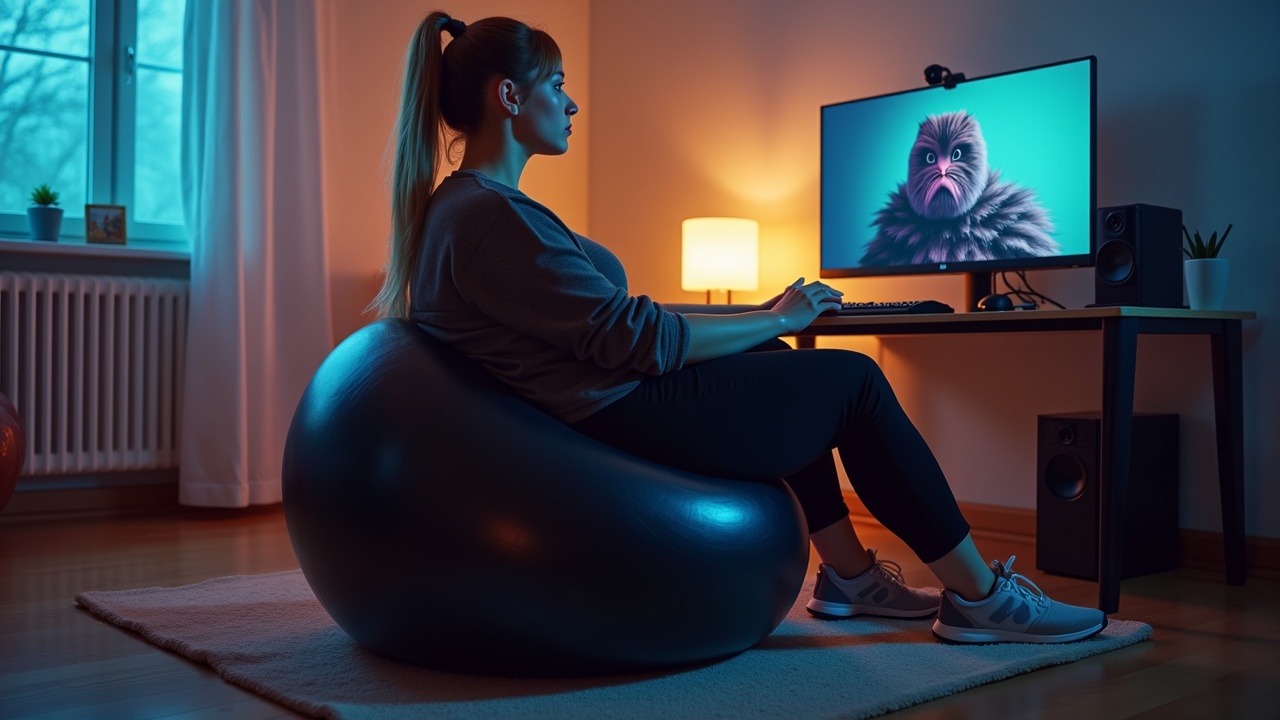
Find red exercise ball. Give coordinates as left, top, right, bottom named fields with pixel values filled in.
left=0, top=392, right=25, bottom=513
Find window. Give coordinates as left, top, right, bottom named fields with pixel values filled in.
left=0, top=0, right=187, bottom=248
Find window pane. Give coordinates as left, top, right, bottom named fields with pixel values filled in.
left=133, top=67, right=182, bottom=224
left=134, top=0, right=185, bottom=226
left=0, top=0, right=91, bottom=57
left=136, top=0, right=184, bottom=69
left=0, top=50, right=89, bottom=216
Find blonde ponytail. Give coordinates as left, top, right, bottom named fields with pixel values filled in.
left=372, top=12, right=451, bottom=319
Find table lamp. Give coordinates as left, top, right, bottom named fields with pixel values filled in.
left=681, top=217, right=759, bottom=304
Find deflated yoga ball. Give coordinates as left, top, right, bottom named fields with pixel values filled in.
left=282, top=319, right=808, bottom=676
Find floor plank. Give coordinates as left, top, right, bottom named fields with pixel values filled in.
left=1, top=509, right=304, bottom=719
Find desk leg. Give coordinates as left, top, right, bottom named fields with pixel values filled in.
left=1212, top=320, right=1247, bottom=585
left=1099, top=318, right=1138, bottom=614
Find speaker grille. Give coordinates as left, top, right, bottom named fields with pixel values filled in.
left=1103, top=209, right=1126, bottom=235
left=1045, top=453, right=1087, bottom=500
left=1096, top=240, right=1135, bottom=284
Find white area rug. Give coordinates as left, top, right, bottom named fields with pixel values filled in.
left=76, top=570, right=1150, bottom=719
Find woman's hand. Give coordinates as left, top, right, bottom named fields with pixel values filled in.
left=758, top=278, right=811, bottom=310
left=768, top=278, right=843, bottom=332
left=681, top=278, right=842, bottom=364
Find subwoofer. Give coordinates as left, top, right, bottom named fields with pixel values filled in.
left=1093, top=203, right=1184, bottom=307
left=1035, top=412, right=1179, bottom=580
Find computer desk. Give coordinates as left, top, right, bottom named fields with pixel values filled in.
left=792, top=306, right=1256, bottom=614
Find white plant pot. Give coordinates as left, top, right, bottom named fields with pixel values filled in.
left=1184, top=258, right=1229, bottom=311
left=26, top=206, right=64, bottom=242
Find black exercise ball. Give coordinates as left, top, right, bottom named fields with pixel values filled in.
left=282, top=319, right=808, bottom=676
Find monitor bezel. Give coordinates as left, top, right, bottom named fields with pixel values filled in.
left=818, top=55, right=1097, bottom=280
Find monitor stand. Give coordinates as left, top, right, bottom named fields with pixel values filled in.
left=964, top=271, right=994, bottom=313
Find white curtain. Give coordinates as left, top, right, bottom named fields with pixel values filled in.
left=179, top=1, right=334, bottom=507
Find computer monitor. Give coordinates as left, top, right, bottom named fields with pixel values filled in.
left=820, top=56, right=1096, bottom=309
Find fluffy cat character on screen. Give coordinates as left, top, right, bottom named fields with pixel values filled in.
left=859, top=110, right=1057, bottom=266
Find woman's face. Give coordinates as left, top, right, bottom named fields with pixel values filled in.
left=513, top=68, right=577, bottom=156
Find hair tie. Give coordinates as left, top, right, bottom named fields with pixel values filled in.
left=443, top=18, right=466, bottom=38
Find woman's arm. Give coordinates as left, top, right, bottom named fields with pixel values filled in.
left=663, top=284, right=793, bottom=316
left=663, top=303, right=759, bottom=315
left=682, top=279, right=842, bottom=364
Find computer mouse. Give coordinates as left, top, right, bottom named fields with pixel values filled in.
left=977, top=293, right=1014, bottom=312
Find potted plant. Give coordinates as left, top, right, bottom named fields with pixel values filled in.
left=1182, top=223, right=1231, bottom=310
left=27, top=184, right=64, bottom=242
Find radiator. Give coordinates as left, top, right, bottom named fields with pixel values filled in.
left=0, top=272, right=188, bottom=476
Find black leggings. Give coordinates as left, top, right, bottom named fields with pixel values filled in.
left=571, top=341, right=970, bottom=563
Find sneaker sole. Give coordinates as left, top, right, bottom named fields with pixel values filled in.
left=930, top=616, right=1108, bottom=644
left=807, top=598, right=938, bottom=620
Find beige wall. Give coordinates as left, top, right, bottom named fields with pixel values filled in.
left=587, top=0, right=1280, bottom=537
left=323, top=0, right=590, bottom=342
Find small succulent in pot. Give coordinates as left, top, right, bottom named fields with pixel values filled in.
left=1182, top=223, right=1231, bottom=259
left=27, top=184, right=65, bottom=241
left=29, top=184, right=61, bottom=207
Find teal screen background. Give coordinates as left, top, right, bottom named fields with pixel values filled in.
left=821, top=57, right=1093, bottom=272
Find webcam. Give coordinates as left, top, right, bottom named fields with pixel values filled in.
left=924, top=64, right=966, bottom=90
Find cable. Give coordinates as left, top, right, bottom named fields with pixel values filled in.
left=1000, top=271, right=1066, bottom=309
left=999, top=272, right=1036, bottom=306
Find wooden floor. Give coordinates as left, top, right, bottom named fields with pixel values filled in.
left=1, top=507, right=1278, bottom=719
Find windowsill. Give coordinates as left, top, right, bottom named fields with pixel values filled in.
left=0, top=236, right=190, bottom=279
left=0, top=236, right=189, bottom=261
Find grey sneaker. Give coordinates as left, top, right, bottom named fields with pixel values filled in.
left=932, top=556, right=1108, bottom=643
left=806, top=549, right=941, bottom=619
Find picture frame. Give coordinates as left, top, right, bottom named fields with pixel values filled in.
left=85, top=204, right=127, bottom=245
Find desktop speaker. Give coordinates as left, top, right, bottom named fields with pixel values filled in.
left=1093, top=204, right=1184, bottom=307
left=1035, top=412, right=1179, bottom=580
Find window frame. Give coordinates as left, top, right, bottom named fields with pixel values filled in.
left=0, top=0, right=187, bottom=250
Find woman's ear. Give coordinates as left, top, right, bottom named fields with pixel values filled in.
left=496, top=78, right=521, bottom=116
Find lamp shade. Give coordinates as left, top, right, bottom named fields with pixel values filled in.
left=681, top=217, right=759, bottom=292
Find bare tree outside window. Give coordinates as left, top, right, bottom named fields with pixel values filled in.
left=0, top=0, right=92, bottom=217
left=134, top=0, right=184, bottom=225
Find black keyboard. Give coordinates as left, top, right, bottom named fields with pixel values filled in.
left=822, top=299, right=954, bottom=316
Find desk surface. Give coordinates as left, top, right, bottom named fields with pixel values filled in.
left=801, top=306, right=1256, bottom=336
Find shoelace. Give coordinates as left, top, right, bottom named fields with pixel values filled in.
left=867, top=549, right=909, bottom=588
left=991, top=555, right=1049, bottom=607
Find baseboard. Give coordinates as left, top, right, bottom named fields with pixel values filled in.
left=843, top=491, right=1279, bottom=581
left=1, top=482, right=181, bottom=523
left=1177, top=528, right=1280, bottom=581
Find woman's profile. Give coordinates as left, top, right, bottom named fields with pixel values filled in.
left=373, top=10, right=1108, bottom=646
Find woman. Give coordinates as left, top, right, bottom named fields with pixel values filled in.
left=373, top=11, right=1107, bottom=644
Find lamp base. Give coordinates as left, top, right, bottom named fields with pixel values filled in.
left=700, top=290, right=739, bottom=305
